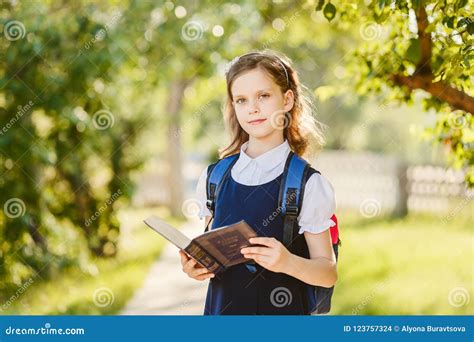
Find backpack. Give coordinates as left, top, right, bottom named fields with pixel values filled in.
left=204, top=151, right=340, bottom=315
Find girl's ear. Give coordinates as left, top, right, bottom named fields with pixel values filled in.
left=283, top=89, right=295, bottom=112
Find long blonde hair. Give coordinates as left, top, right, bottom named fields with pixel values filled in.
left=219, top=50, right=326, bottom=159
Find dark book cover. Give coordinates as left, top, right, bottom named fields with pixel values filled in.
left=144, top=216, right=258, bottom=274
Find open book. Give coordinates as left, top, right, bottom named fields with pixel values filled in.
left=144, top=215, right=258, bottom=274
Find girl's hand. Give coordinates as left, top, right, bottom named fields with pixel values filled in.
left=179, top=250, right=215, bottom=281
left=240, top=237, right=292, bottom=273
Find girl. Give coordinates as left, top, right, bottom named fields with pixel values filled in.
left=179, top=51, right=337, bottom=315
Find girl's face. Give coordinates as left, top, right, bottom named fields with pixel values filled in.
left=231, top=68, right=294, bottom=139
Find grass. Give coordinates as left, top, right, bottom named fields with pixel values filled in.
left=0, top=206, right=185, bottom=315
left=332, top=211, right=473, bottom=315
left=1, top=207, right=471, bottom=315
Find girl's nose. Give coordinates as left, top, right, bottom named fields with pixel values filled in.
left=247, top=99, right=259, bottom=115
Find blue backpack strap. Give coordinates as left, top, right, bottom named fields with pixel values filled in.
left=205, top=153, right=239, bottom=230
left=278, top=151, right=316, bottom=252
left=205, top=153, right=257, bottom=274
left=279, top=152, right=339, bottom=315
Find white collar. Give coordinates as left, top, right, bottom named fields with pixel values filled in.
left=233, top=140, right=291, bottom=174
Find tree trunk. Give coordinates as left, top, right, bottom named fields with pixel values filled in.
left=165, top=79, right=188, bottom=217
left=388, top=4, right=474, bottom=115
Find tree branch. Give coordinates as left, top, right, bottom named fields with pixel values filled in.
left=415, top=3, right=432, bottom=74
left=390, top=74, right=474, bottom=114
left=388, top=3, right=474, bottom=114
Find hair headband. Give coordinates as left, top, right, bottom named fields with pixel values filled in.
left=226, top=52, right=290, bottom=88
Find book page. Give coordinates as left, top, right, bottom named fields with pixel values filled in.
left=143, top=215, right=191, bottom=250
left=193, top=220, right=257, bottom=268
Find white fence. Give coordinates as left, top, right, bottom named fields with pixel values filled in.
left=314, top=151, right=471, bottom=216
left=134, top=150, right=472, bottom=217
left=313, top=151, right=408, bottom=216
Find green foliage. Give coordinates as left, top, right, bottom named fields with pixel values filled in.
left=0, top=207, right=172, bottom=314
left=0, top=0, right=472, bottom=307
left=315, top=0, right=473, bottom=185
left=0, top=0, right=256, bottom=293
left=0, top=1, right=146, bottom=292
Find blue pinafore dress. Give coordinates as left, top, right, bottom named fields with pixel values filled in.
left=204, top=169, right=317, bottom=315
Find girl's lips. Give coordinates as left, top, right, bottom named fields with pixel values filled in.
left=248, top=119, right=267, bottom=125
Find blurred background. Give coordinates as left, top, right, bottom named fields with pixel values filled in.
left=0, top=0, right=472, bottom=315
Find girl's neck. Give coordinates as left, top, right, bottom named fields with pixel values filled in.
left=245, top=134, right=285, bottom=159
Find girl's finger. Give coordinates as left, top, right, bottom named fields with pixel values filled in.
left=243, top=253, right=259, bottom=261
left=193, top=266, right=213, bottom=276
left=193, top=272, right=214, bottom=280
left=192, top=268, right=214, bottom=277
left=183, top=258, right=197, bottom=272
left=244, top=254, right=271, bottom=264
left=249, top=237, right=276, bottom=247
left=195, top=273, right=215, bottom=281
left=186, top=258, right=197, bottom=266
left=179, top=250, right=190, bottom=264
left=241, top=246, right=272, bottom=256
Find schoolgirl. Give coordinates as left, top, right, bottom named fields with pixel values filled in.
left=180, top=51, right=338, bottom=315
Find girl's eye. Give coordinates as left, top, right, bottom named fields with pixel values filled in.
left=234, top=94, right=269, bottom=105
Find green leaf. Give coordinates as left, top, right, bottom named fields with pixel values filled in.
left=466, top=22, right=474, bottom=35
left=456, top=17, right=471, bottom=28
left=454, top=0, right=468, bottom=11
left=444, top=16, right=455, bottom=29
left=323, top=2, right=336, bottom=22
left=378, top=0, right=386, bottom=10
left=315, top=0, right=325, bottom=11
left=406, top=38, right=421, bottom=64
left=463, top=55, right=471, bottom=68
left=374, top=10, right=390, bottom=23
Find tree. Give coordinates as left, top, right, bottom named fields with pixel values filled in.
left=0, top=1, right=144, bottom=291
left=134, top=1, right=263, bottom=215
left=314, top=0, right=473, bottom=185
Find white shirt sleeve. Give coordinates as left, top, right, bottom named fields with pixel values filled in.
left=195, top=166, right=212, bottom=219
left=297, top=172, right=336, bottom=234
